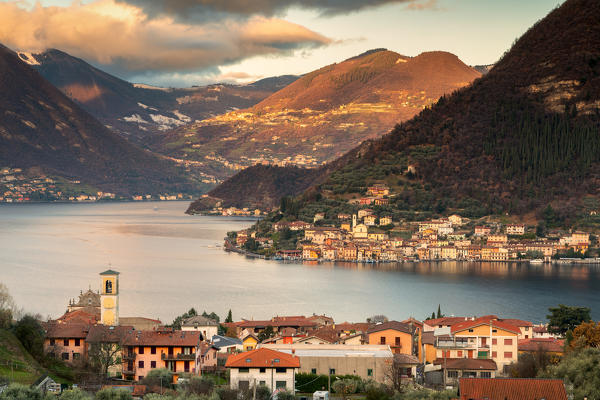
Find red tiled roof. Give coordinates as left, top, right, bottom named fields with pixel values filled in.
left=122, top=329, right=202, bottom=346
left=367, top=321, right=414, bottom=335
left=225, top=348, right=300, bottom=368
left=86, top=325, right=134, bottom=343
left=451, top=316, right=520, bottom=335
left=518, top=338, right=564, bottom=353
left=501, top=318, right=533, bottom=327
left=56, top=308, right=100, bottom=325
left=424, top=317, right=472, bottom=327
left=401, top=318, right=424, bottom=328
left=45, top=323, right=90, bottom=339
left=458, top=378, right=567, bottom=400
left=238, top=318, right=317, bottom=328
left=335, top=322, right=373, bottom=333
left=434, top=358, right=496, bottom=370
left=303, top=327, right=338, bottom=343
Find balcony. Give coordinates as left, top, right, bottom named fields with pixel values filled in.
left=436, top=339, right=471, bottom=348
left=122, top=367, right=136, bottom=375
left=161, top=353, right=196, bottom=361
left=122, top=353, right=137, bottom=360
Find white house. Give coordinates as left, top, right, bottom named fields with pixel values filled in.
left=181, top=315, right=219, bottom=340
left=225, top=348, right=299, bottom=392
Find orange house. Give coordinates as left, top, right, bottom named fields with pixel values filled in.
left=122, top=328, right=202, bottom=383
left=44, top=323, right=89, bottom=364
left=367, top=321, right=416, bottom=356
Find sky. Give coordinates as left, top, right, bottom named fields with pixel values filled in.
left=0, top=0, right=563, bottom=87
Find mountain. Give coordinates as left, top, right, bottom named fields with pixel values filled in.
left=0, top=44, right=201, bottom=195
left=207, top=0, right=600, bottom=221
left=153, top=49, right=481, bottom=177
left=18, top=49, right=297, bottom=142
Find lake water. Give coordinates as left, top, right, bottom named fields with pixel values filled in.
left=1, top=201, right=599, bottom=324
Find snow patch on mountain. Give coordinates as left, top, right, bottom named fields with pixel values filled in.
left=150, top=114, right=187, bottom=130
left=123, top=114, right=148, bottom=124
left=137, top=102, right=158, bottom=111
left=172, top=110, right=191, bottom=122
left=18, top=52, right=40, bottom=66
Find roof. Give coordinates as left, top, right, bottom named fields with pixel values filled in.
left=451, top=316, right=521, bottom=335
left=458, top=378, right=567, bottom=400
left=421, top=331, right=435, bottom=345
left=99, top=269, right=120, bottom=275
left=182, top=315, right=219, bottom=327
left=424, top=316, right=472, bottom=327
left=225, top=348, right=300, bottom=368
left=212, top=335, right=242, bottom=348
left=518, top=338, right=564, bottom=353
left=119, top=317, right=162, bottom=330
left=86, top=325, right=134, bottom=343
left=434, top=358, right=497, bottom=370
left=367, top=321, right=414, bottom=335
left=401, top=317, right=424, bottom=328
left=45, top=323, right=89, bottom=339
left=238, top=318, right=317, bottom=328
left=394, top=354, right=420, bottom=365
left=261, top=344, right=393, bottom=358
left=501, top=318, right=533, bottom=327
left=57, top=308, right=100, bottom=325
left=122, top=330, right=202, bottom=346
left=335, top=322, right=373, bottom=333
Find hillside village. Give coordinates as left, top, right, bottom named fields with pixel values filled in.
left=4, top=269, right=581, bottom=399
left=229, top=183, right=599, bottom=263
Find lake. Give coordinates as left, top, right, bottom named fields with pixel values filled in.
left=1, top=201, right=599, bottom=324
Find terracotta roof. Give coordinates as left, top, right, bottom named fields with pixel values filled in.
left=280, top=327, right=297, bottom=337
left=451, top=316, right=520, bottom=335
left=86, top=325, right=134, bottom=343
left=367, top=321, right=414, bottom=335
left=335, top=322, right=373, bottom=333
left=225, top=348, right=300, bottom=368
left=424, top=316, right=472, bottom=327
left=518, top=338, right=564, bottom=353
left=45, top=323, right=90, bottom=339
left=533, top=326, right=548, bottom=333
left=434, top=358, right=497, bottom=370
left=401, top=317, right=424, bottom=328
left=238, top=318, right=317, bottom=328
left=57, top=308, right=100, bottom=325
left=123, top=330, right=202, bottom=346
left=394, top=354, right=420, bottom=365
left=458, top=378, right=567, bottom=400
left=501, top=318, right=533, bottom=327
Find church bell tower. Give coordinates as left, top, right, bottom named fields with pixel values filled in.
left=100, top=269, right=119, bottom=326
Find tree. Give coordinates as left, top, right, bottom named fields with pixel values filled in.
left=541, top=347, right=600, bottom=400
left=385, top=355, right=409, bottom=391
left=141, top=369, right=173, bottom=391
left=436, top=304, right=444, bottom=319
left=202, top=311, right=220, bottom=323
left=570, top=321, right=600, bottom=349
left=87, top=341, right=123, bottom=378
left=257, top=326, right=275, bottom=342
left=547, top=305, right=592, bottom=336
left=12, top=315, right=45, bottom=359
left=169, top=308, right=198, bottom=330
left=274, top=391, right=296, bottom=400
left=332, top=379, right=358, bottom=400
left=0, top=283, right=15, bottom=328
left=536, top=221, right=547, bottom=238
left=225, top=309, right=233, bottom=323
left=508, top=350, right=552, bottom=378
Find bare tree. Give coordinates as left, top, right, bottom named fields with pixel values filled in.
left=88, top=341, right=123, bottom=378
left=385, top=356, right=407, bottom=391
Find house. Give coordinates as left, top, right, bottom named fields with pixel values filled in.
left=481, top=246, right=509, bottom=261
left=368, top=230, right=388, bottom=241
left=242, top=333, right=259, bottom=351
left=32, top=375, right=61, bottom=394
left=505, top=224, right=525, bottom=235
left=436, top=316, right=520, bottom=371
left=448, top=215, right=463, bottom=226
left=458, top=378, right=567, bottom=400
left=366, top=184, right=390, bottom=197
left=225, top=348, right=299, bottom=392
left=358, top=209, right=374, bottom=219
left=487, top=234, right=507, bottom=244
left=44, top=323, right=89, bottom=364
left=352, top=224, right=368, bottom=239
left=313, top=213, right=325, bottom=223
left=500, top=319, right=533, bottom=339
left=181, top=315, right=219, bottom=339
left=307, top=314, right=335, bottom=327
left=86, top=325, right=135, bottom=377
left=474, top=226, right=491, bottom=237
left=518, top=338, right=564, bottom=358
left=433, top=358, right=496, bottom=386
left=302, top=245, right=320, bottom=260
left=212, top=335, right=243, bottom=353
left=364, top=215, right=377, bottom=226
left=198, top=342, right=219, bottom=372
left=379, top=216, right=393, bottom=226
left=260, top=344, right=392, bottom=383
left=121, top=328, right=202, bottom=382
left=421, top=331, right=437, bottom=363
left=367, top=321, right=416, bottom=355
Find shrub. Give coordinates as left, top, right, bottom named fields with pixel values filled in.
left=59, top=388, right=93, bottom=400
left=0, top=383, right=44, bottom=400
left=180, top=376, right=215, bottom=395
left=95, top=388, right=133, bottom=400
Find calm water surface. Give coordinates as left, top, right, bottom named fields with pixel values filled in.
left=1, top=201, right=599, bottom=323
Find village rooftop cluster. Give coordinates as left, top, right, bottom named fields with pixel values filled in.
left=231, top=184, right=597, bottom=263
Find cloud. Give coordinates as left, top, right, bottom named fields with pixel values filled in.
left=115, top=0, right=438, bottom=21
left=0, top=0, right=331, bottom=78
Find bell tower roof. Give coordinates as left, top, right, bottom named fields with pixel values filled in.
left=100, top=269, right=120, bottom=276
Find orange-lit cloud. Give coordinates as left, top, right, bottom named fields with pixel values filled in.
left=0, top=0, right=331, bottom=76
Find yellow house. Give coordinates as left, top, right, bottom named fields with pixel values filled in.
left=380, top=216, right=393, bottom=226
left=242, top=333, right=259, bottom=351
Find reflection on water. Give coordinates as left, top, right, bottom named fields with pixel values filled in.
left=0, top=201, right=598, bottom=323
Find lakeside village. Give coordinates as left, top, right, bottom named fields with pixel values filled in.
left=3, top=269, right=589, bottom=399
left=227, top=184, right=600, bottom=263
left=0, top=167, right=192, bottom=203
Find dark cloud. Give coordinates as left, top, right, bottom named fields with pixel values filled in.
left=115, top=0, right=436, bottom=21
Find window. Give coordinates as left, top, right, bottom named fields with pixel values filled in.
left=492, top=329, right=497, bottom=333
left=504, top=352, right=513, bottom=359
left=139, top=346, right=144, bottom=354
left=64, top=339, right=69, bottom=346
left=276, top=381, right=287, bottom=389
left=276, top=367, right=287, bottom=373
left=447, top=371, right=458, bottom=378
left=525, top=335, right=529, bottom=339
left=49, top=339, right=55, bottom=346
left=73, top=353, right=81, bottom=360
left=367, top=369, right=373, bottom=377
left=105, top=280, right=112, bottom=294
left=138, top=376, right=144, bottom=381
left=395, top=337, right=400, bottom=346
left=525, top=327, right=530, bottom=331
left=468, top=329, right=474, bottom=333
left=504, top=339, right=513, bottom=345
left=239, top=368, right=249, bottom=373
left=380, top=336, right=386, bottom=344
left=492, top=351, right=497, bottom=358
left=151, top=361, right=156, bottom=368
left=480, top=372, right=492, bottom=378
left=62, top=353, right=69, bottom=360
left=74, top=339, right=81, bottom=347
left=184, top=361, right=190, bottom=372
left=151, top=346, right=156, bottom=354
left=259, top=367, right=266, bottom=373
left=457, top=351, right=462, bottom=357
left=139, top=361, right=144, bottom=368
left=311, top=369, right=317, bottom=374
left=492, top=338, right=497, bottom=345
left=329, top=369, right=336, bottom=375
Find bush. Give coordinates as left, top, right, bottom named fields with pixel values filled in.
left=274, top=391, right=295, bottom=400
left=365, top=383, right=392, bottom=400
left=180, top=376, right=214, bottom=395
left=214, top=388, right=239, bottom=400
left=142, top=369, right=173, bottom=389
left=255, top=385, right=271, bottom=400
left=95, top=388, right=133, bottom=400
left=59, top=388, right=93, bottom=400
left=0, top=383, right=44, bottom=400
